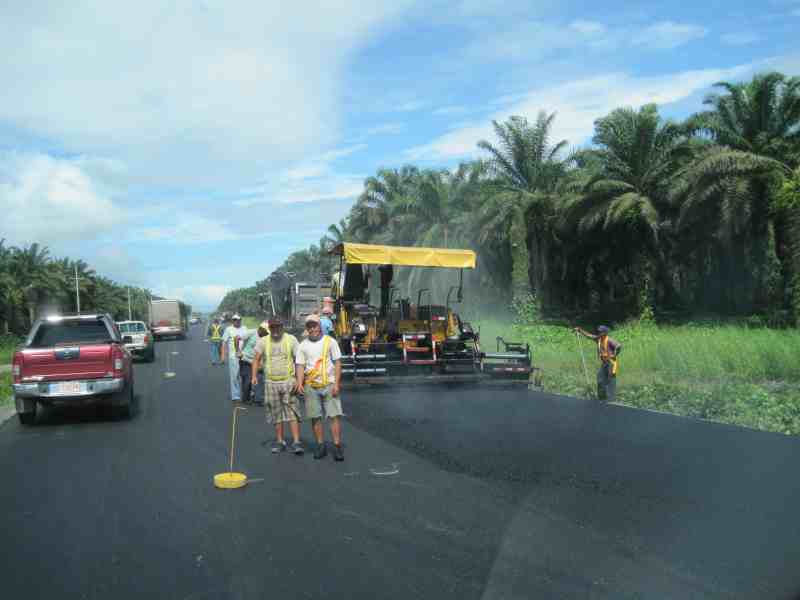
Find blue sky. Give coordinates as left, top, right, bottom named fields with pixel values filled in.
left=2, top=0, right=799, bottom=311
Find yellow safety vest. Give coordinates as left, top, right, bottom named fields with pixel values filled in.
left=265, top=335, right=294, bottom=381
left=305, top=336, right=331, bottom=389
left=598, top=336, right=619, bottom=376
left=210, top=324, right=222, bottom=340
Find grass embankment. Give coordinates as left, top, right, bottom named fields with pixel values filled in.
left=0, top=372, right=11, bottom=407
left=476, top=319, right=800, bottom=435
left=0, top=335, right=22, bottom=406
left=0, top=334, right=21, bottom=365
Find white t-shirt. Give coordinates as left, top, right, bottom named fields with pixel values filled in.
left=221, top=325, right=249, bottom=356
left=296, top=335, right=342, bottom=386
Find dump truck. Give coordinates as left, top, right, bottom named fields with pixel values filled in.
left=149, top=298, right=190, bottom=340
left=328, top=242, right=534, bottom=386
left=261, top=271, right=332, bottom=337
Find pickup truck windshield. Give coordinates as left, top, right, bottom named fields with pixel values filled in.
left=118, top=323, right=146, bottom=333
left=30, top=321, right=112, bottom=348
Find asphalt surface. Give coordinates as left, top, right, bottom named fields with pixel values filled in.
left=1, top=328, right=799, bottom=599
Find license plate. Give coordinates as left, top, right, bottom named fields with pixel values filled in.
left=51, top=381, right=84, bottom=395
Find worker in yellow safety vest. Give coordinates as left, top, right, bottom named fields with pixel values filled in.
left=252, top=317, right=303, bottom=455
left=574, top=325, right=622, bottom=401
left=296, top=313, right=345, bottom=461
left=206, top=318, right=224, bottom=365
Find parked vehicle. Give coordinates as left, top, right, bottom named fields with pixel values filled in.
left=11, top=314, right=135, bottom=424
left=149, top=298, right=190, bottom=340
left=116, top=320, right=156, bottom=362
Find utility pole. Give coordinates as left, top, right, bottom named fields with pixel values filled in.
left=127, top=287, right=133, bottom=321
left=74, top=265, right=81, bottom=314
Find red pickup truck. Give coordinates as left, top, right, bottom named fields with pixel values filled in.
left=12, top=314, right=135, bottom=425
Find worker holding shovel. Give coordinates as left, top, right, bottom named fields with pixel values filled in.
left=574, top=325, right=622, bottom=402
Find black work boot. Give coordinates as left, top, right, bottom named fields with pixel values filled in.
left=313, top=442, right=327, bottom=460
left=332, top=443, right=344, bottom=462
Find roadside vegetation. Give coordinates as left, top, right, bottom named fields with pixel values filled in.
left=0, top=334, right=22, bottom=365
left=0, top=242, right=157, bottom=337
left=478, top=314, right=800, bottom=435
left=0, top=371, right=11, bottom=407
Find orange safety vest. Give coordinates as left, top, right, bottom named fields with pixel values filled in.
left=598, top=336, right=619, bottom=376
left=304, top=336, right=332, bottom=389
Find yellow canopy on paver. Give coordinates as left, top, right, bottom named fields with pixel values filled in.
left=331, top=243, right=476, bottom=269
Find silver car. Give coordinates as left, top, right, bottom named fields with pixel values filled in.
left=116, top=320, right=156, bottom=362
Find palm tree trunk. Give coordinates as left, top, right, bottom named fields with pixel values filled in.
left=510, top=211, right=530, bottom=303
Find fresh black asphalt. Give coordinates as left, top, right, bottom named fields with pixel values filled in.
left=1, top=327, right=799, bottom=599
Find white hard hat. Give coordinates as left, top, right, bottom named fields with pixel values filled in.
left=232, top=314, right=241, bottom=320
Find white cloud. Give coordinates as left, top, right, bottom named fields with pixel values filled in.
left=721, top=32, right=761, bottom=45
left=433, top=105, right=470, bottom=116
left=318, top=144, right=368, bottom=162
left=138, top=216, right=244, bottom=244
left=396, top=100, right=427, bottom=112
left=167, top=285, right=233, bottom=310
left=0, top=152, right=124, bottom=245
left=364, top=123, right=405, bottom=136
left=632, top=21, right=708, bottom=50
left=569, top=20, right=606, bottom=35
left=404, top=63, right=754, bottom=161
left=236, top=143, right=367, bottom=207
left=236, top=172, right=364, bottom=207
left=0, top=1, right=414, bottom=187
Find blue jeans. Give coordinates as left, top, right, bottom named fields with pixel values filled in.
left=227, top=357, right=241, bottom=401
left=209, top=341, right=221, bottom=364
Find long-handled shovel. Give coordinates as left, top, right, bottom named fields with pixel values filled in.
left=575, top=331, right=596, bottom=400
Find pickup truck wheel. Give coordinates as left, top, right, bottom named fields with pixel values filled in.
left=18, top=404, right=37, bottom=425
left=114, top=384, right=133, bottom=419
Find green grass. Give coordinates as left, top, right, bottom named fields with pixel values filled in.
left=0, top=371, right=11, bottom=408
left=475, top=319, right=800, bottom=435
left=0, top=334, right=22, bottom=366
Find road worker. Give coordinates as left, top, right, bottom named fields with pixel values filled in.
left=296, top=313, right=344, bottom=461
left=252, top=317, right=303, bottom=455
left=239, top=321, right=264, bottom=404
left=220, top=314, right=249, bottom=403
left=320, top=302, right=335, bottom=337
left=574, top=325, right=622, bottom=402
left=206, top=318, right=224, bottom=365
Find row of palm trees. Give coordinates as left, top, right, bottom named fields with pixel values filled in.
left=241, top=71, right=800, bottom=323
left=0, top=241, right=153, bottom=335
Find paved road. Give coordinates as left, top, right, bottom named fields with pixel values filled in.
left=1, top=330, right=799, bottom=599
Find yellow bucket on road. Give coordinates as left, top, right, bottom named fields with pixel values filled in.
left=213, top=472, right=247, bottom=489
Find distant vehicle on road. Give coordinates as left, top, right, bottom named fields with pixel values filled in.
left=150, top=298, right=190, bottom=340
left=11, top=314, right=135, bottom=424
left=116, top=320, right=156, bottom=362
left=189, top=314, right=202, bottom=325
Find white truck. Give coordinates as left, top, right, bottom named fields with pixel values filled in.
left=149, top=299, right=189, bottom=340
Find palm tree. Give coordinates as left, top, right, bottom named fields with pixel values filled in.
left=321, top=218, right=349, bottom=251
left=678, top=72, right=799, bottom=311
left=349, top=166, right=420, bottom=244
left=11, top=243, right=59, bottom=325
left=477, top=112, right=570, bottom=303
left=564, top=104, right=693, bottom=313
